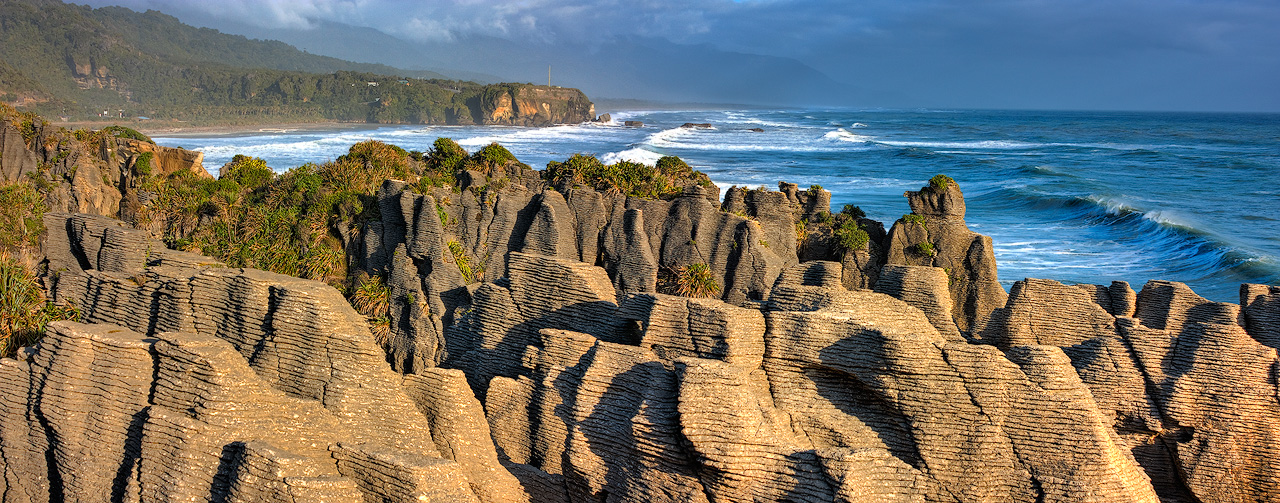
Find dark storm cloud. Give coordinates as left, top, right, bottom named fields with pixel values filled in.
left=85, top=0, right=1280, bottom=111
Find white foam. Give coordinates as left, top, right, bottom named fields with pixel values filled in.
left=601, top=147, right=664, bottom=165
left=823, top=129, right=876, bottom=143
left=850, top=122, right=868, bottom=128
left=876, top=139, right=1043, bottom=149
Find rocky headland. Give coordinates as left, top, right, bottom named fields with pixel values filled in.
left=1, top=110, right=1278, bottom=503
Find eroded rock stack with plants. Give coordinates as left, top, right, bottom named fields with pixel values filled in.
left=1, top=107, right=1278, bottom=503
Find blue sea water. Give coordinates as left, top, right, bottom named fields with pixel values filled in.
left=152, top=109, right=1280, bottom=302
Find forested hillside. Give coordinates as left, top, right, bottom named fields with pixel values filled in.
left=0, top=0, right=590, bottom=125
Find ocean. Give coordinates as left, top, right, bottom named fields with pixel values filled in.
left=152, top=109, right=1280, bottom=302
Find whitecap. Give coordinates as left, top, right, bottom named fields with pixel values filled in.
left=822, top=129, right=876, bottom=143
left=601, top=147, right=664, bottom=165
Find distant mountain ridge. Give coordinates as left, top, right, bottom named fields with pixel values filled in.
left=0, top=0, right=592, bottom=125
left=152, top=14, right=859, bottom=106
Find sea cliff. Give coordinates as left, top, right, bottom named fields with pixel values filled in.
left=0, top=111, right=1277, bottom=503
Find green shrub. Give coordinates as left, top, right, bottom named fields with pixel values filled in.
left=928, top=174, right=954, bottom=192
left=471, top=142, right=518, bottom=167
left=903, top=214, right=926, bottom=226
left=426, top=138, right=468, bottom=172
left=222, top=155, right=273, bottom=189
left=133, top=152, right=154, bottom=177
left=675, top=263, right=720, bottom=298
left=841, top=204, right=866, bottom=219
left=101, top=125, right=154, bottom=144
left=656, top=156, right=690, bottom=176
left=834, top=218, right=870, bottom=252
left=911, top=242, right=937, bottom=257
left=544, top=153, right=710, bottom=199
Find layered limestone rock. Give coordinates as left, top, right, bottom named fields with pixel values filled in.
left=7, top=178, right=1280, bottom=502
left=442, top=250, right=1178, bottom=502
left=982, top=277, right=1280, bottom=503
left=884, top=180, right=1006, bottom=334
left=0, top=117, right=206, bottom=229
left=363, top=172, right=797, bottom=372
left=0, top=214, right=533, bottom=503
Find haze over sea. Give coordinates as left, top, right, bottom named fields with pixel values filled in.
left=154, top=109, right=1280, bottom=302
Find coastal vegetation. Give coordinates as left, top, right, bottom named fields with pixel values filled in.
left=0, top=253, right=79, bottom=357
left=545, top=153, right=713, bottom=199
left=928, top=174, right=954, bottom=192
left=0, top=0, right=586, bottom=125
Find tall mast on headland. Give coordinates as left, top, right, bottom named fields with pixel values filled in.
left=548, top=65, right=551, bottom=87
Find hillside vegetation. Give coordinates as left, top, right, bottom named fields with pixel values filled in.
left=0, top=0, right=588, bottom=125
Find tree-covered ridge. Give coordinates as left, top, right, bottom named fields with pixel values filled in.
left=0, top=0, right=585, bottom=124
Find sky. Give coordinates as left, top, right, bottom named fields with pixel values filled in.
left=84, top=0, right=1280, bottom=112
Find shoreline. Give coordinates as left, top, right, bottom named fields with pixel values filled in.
left=136, top=121, right=373, bottom=137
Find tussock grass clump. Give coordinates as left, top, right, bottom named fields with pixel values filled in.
left=0, top=183, right=45, bottom=252
left=675, top=262, right=720, bottom=298
left=349, top=274, right=391, bottom=345
left=544, top=154, right=711, bottom=200
left=902, top=214, right=926, bottom=226
left=0, top=254, right=78, bottom=357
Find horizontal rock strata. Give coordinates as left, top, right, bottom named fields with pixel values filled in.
left=4, top=171, right=1279, bottom=503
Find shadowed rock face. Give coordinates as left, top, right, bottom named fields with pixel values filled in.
left=361, top=173, right=796, bottom=372
left=982, top=278, right=1280, bottom=503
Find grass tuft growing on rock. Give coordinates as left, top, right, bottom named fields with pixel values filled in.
left=448, top=240, right=483, bottom=284
left=0, top=253, right=78, bottom=357
left=0, top=182, right=45, bottom=252
left=675, top=262, right=720, bottom=298
left=349, top=274, right=391, bottom=346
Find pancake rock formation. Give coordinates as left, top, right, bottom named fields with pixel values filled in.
left=2, top=173, right=1279, bottom=502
